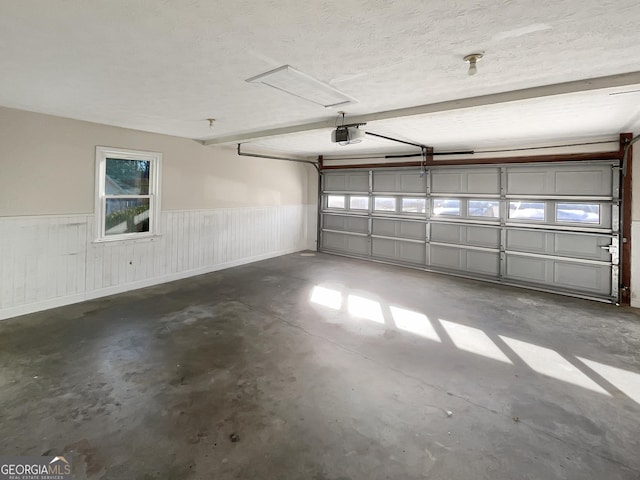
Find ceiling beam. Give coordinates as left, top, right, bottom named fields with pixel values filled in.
left=202, top=71, right=640, bottom=146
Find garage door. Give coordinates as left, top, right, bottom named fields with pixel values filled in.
left=320, top=161, right=620, bottom=302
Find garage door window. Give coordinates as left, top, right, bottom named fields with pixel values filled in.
left=469, top=200, right=499, bottom=218
left=350, top=196, right=370, bottom=210
left=556, top=203, right=600, bottom=224
left=432, top=199, right=460, bottom=216
left=402, top=198, right=427, bottom=213
left=374, top=197, right=396, bottom=212
left=509, top=201, right=545, bottom=220
left=327, top=195, right=346, bottom=209
left=95, top=146, right=161, bottom=241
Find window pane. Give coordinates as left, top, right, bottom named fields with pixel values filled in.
left=402, top=198, right=426, bottom=213
left=432, top=198, right=460, bottom=216
left=374, top=197, right=396, bottom=212
left=556, top=203, right=600, bottom=223
left=469, top=200, right=499, bottom=217
left=105, top=198, right=150, bottom=235
left=349, top=196, right=369, bottom=210
left=327, top=195, right=345, bottom=209
left=509, top=201, right=545, bottom=220
left=106, top=158, right=150, bottom=195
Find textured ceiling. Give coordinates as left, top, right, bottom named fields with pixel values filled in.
left=1, top=0, right=639, bottom=155
left=249, top=85, right=640, bottom=156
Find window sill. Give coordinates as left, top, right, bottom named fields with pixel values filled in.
left=92, top=234, right=162, bottom=245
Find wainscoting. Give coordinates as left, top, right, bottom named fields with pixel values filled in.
left=0, top=204, right=314, bottom=320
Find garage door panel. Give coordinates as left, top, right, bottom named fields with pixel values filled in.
left=506, top=230, right=547, bottom=253
left=372, top=238, right=425, bottom=264
left=506, top=171, right=546, bottom=195
left=322, top=231, right=349, bottom=252
left=554, top=169, right=611, bottom=196
left=432, top=169, right=500, bottom=194
left=324, top=172, right=369, bottom=192
left=431, top=223, right=499, bottom=248
left=399, top=222, right=426, bottom=239
left=506, top=255, right=611, bottom=296
left=372, top=219, right=424, bottom=240
left=554, top=233, right=612, bottom=261
left=323, top=215, right=369, bottom=234
left=372, top=237, right=395, bottom=259
left=372, top=172, right=398, bottom=192
left=553, top=262, right=610, bottom=294
left=505, top=255, right=548, bottom=283
left=507, top=229, right=612, bottom=261
left=372, top=218, right=397, bottom=237
left=347, top=236, right=370, bottom=255
left=430, top=245, right=463, bottom=270
left=506, top=164, right=612, bottom=196
left=466, top=250, right=500, bottom=276
left=373, top=171, right=426, bottom=193
left=430, top=223, right=462, bottom=244
left=398, top=242, right=426, bottom=264
left=322, top=231, right=369, bottom=255
left=399, top=173, right=427, bottom=193
left=466, top=226, right=500, bottom=248
left=431, top=173, right=461, bottom=193
left=430, top=245, right=498, bottom=276
left=467, top=172, right=500, bottom=193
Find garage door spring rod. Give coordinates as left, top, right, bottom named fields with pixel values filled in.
left=237, top=143, right=319, bottom=170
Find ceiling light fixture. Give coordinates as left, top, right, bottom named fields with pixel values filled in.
left=464, top=53, right=484, bottom=76
left=246, top=65, right=356, bottom=108
left=207, top=118, right=216, bottom=130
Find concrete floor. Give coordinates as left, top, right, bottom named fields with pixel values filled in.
left=1, top=252, right=640, bottom=479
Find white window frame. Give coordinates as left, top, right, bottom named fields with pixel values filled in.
left=95, top=146, right=162, bottom=242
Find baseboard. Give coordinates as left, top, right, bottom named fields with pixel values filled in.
left=0, top=248, right=303, bottom=321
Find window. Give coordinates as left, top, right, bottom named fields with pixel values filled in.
left=556, top=203, right=600, bottom=224
left=327, top=195, right=345, bottom=209
left=402, top=198, right=426, bottom=214
left=469, top=200, right=499, bottom=217
left=508, top=201, right=544, bottom=220
left=349, top=196, right=369, bottom=210
left=374, top=197, right=396, bottom=212
left=96, top=147, right=161, bottom=241
left=432, top=198, right=460, bottom=216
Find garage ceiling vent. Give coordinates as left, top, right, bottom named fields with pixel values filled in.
left=246, top=65, right=356, bottom=108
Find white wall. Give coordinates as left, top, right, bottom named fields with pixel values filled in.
left=0, top=107, right=317, bottom=320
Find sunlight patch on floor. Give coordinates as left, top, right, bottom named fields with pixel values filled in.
left=390, top=306, right=440, bottom=342
left=577, top=357, right=640, bottom=404
left=440, top=319, right=512, bottom=364
left=308, top=284, right=634, bottom=400
left=347, top=295, right=384, bottom=324
left=500, top=336, right=610, bottom=395
left=310, top=285, right=342, bottom=310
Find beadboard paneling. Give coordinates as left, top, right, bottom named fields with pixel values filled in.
left=0, top=205, right=311, bottom=319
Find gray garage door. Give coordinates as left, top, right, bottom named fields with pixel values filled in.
left=320, top=161, right=620, bottom=302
